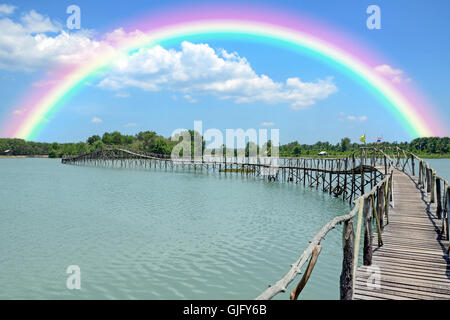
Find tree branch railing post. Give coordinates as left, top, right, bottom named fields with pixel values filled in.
left=384, top=176, right=390, bottom=225
left=431, top=169, right=436, bottom=204
left=377, top=185, right=384, bottom=231
left=340, top=220, right=354, bottom=300
left=396, top=147, right=400, bottom=169
left=371, top=194, right=383, bottom=246
left=290, top=245, right=322, bottom=300
left=436, top=177, right=442, bottom=219
left=360, top=149, right=364, bottom=196
left=363, top=197, right=373, bottom=266
left=418, top=160, right=423, bottom=188
left=445, top=186, right=450, bottom=241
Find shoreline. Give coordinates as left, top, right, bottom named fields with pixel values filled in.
left=0, top=155, right=49, bottom=159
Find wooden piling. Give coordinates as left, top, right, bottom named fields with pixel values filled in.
left=363, top=197, right=373, bottom=266
left=431, top=170, right=436, bottom=203
left=377, top=185, right=384, bottom=231
left=445, top=187, right=450, bottom=241
left=340, top=220, right=354, bottom=300
left=436, top=177, right=442, bottom=219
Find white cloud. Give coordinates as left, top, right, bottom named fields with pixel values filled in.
left=20, top=10, right=60, bottom=33
left=346, top=115, right=368, bottom=122
left=99, top=42, right=337, bottom=109
left=374, top=64, right=411, bottom=84
left=0, top=8, right=338, bottom=109
left=261, top=122, right=275, bottom=127
left=358, top=115, right=368, bottom=122
left=0, top=4, right=16, bottom=15
left=183, top=94, right=197, bottom=103
left=91, top=117, right=102, bottom=123
left=0, top=9, right=115, bottom=71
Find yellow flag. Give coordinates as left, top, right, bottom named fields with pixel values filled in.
left=359, top=134, right=366, bottom=144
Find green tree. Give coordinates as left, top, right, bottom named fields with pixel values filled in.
left=87, top=135, right=101, bottom=145
left=292, top=145, right=302, bottom=156
left=150, top=136, right=169, bottom=154
left=137, top=131, right=157, bottom=152
left=102, top=132, right=113, bottom=145
left=111, top=131, right=123, bottom=145
left=92, top=140, right=104, bottom=150
left=340, top=137, right=351, bottom=152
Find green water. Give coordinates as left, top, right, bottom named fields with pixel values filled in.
left=1, top=158, right=362, bottom=299
left=426, top=159, right=450, bottom=181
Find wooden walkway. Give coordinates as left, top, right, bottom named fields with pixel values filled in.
left=354, top=169, right=450, bottom=300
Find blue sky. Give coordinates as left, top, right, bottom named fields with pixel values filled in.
left=0, top=0, right=449, bottom=144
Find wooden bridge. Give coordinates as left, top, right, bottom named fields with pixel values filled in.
left=354, top=168, right=450, bottom=300
left=62, top=146, right=385, bottom=204
left=62, top=146, right=450, bottom=300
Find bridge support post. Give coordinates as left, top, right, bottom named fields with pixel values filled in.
left=363, top=197, right=373, bottom=266
left=445, top=187, right=450, bottom=241
left=396, top=148, right=400, bottom=169
left=377, top=186, right=385, bottom=231
left=431, top=170, right=436, bottom=204
left=384, top=155, right=387, bottom=175
left=418, top=160, right=423, bottom=188
left=360, top=149, right=365, bottom=196
left=436, top=178, right=442, bottom=219
left=384, top=178, right=390, bottom=224
left=426, top=165, right=432, bottom=194
left=343, top=158, right=348, bottom=201
left=340, top=220, right=354, bottom=300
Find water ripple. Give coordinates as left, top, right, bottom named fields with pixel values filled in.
left=0, top=158, right=354, bottom=299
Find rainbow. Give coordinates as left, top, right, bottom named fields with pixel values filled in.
left=1, top=4, right=446, bottom=140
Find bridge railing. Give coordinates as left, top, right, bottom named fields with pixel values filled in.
left=257, top=146, right=450, bottom=300
left=256, top=147, right=395, bottom=300
left=390, top=147, right=449, bottom=241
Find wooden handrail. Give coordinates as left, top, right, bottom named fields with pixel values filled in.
left=256, top=147, right=394, bottom=300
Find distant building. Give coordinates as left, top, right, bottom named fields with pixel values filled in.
left=318, top=151, right=328, bottom=156
left=3, top=149, right=13, bottom=156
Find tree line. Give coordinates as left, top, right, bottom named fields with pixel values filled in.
left=279, top=137, right=450, bottom=157
left=1, top=133, right=449, bottom=158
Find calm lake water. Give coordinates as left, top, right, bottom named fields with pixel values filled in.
left=425, top=159, right=450, bottom=181
left=0, top=158, right=448, bottom=299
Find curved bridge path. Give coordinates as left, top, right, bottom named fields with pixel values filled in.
left=62, top=146, right=450, bottom=300
left=354, top=169, right=450, bottom=300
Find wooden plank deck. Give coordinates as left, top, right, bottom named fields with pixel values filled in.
left=354, top=169, right=450, bottom=300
